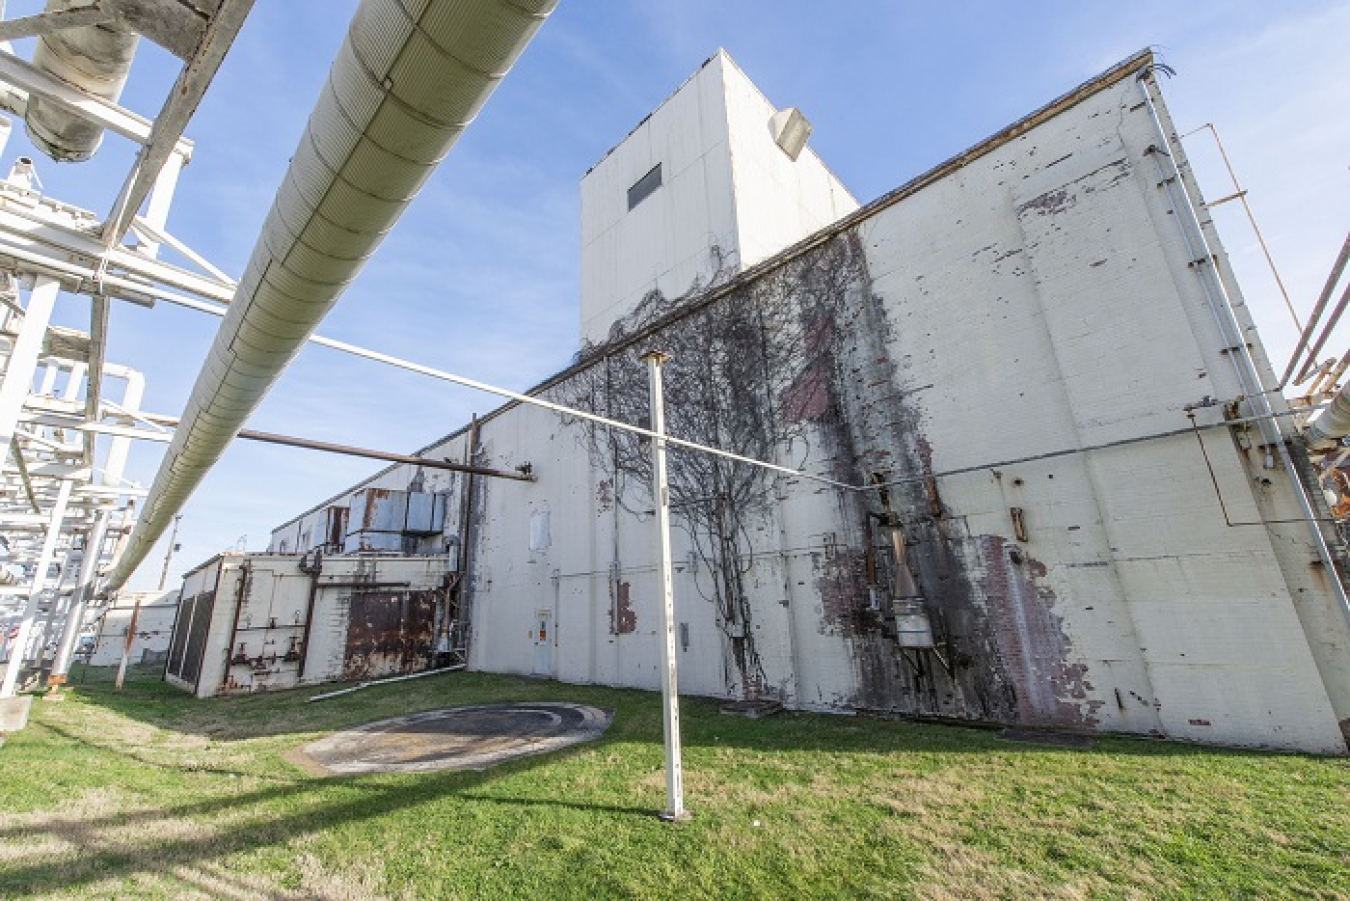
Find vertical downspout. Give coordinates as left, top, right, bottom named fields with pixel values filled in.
left=607, top=354, right=622, bottom=679
left=218, top=559, right=250, bottom=694
left=456, top=416, right=480, bottom=657
left=296, top=550, right=323, bottom=680
left=1136, top=72, right=1350, bottom=626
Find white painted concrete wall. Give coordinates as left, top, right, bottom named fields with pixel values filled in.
left=269, top=57, right=1349, bottom=754
left=578, top=50, right=857, bottom=346
left=720, top=53, right=858, bottom=268
left=87, top=590, right=179, bottom=667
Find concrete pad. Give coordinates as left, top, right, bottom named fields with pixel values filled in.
left=0, top=696, right=33, bottom=733
left=296, top=702, right=613, bottom=775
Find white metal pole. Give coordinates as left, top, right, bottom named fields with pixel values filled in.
left=50, top=508, right=112, bottom=682
left=0, top=275, right=60, bottom=465
left=135, top=149, right=185, bottom=259
left=642, top=350, right=688, bottom=822
left=1, top=477, right=72, bottom=697
left=157, top=513, right=181, bottom=591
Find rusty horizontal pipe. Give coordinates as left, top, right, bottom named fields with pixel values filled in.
left=190, top=424, right=535, bottom=482
left=1284, top=233, right=1350, bottom=387
left=114, top=412, right=536, bottom=480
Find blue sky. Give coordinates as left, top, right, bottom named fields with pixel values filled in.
left=10, top=1, right=1347, bottom=590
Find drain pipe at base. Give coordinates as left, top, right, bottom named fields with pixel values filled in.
left=306, top=664, right=466, bottom=703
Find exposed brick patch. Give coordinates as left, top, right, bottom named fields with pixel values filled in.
left=978, top=535, right=1099, bottom=729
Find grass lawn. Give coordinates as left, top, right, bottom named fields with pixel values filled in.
left=0, top=665, right=1346, bottom=899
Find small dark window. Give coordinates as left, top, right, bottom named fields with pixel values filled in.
left=627, top=164, right=663, bottom=210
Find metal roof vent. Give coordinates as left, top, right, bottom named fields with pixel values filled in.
left=768, top=107, right=812, bottom=161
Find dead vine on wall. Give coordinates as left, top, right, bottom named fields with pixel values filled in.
left=555, top=238, right=871, bottom=695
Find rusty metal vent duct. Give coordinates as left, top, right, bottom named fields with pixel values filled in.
left=24, top=0, right=139, bottom=162
left=106, top=0, right=557, bottom=589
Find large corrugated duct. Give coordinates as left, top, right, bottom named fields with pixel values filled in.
left=25, top=0, right=139, bottom=162
left=106, top=0, right=557, bottom=589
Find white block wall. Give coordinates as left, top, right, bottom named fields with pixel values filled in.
left=270, top=56, right=1349, bottom=753
left=578, top=50, right=857, bottom=346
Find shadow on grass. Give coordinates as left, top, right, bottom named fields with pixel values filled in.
left=8, top=668, right=1335, bottom=895
left=0, top=724, right=652, bottom=897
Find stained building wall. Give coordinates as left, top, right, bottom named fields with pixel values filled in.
left=166, top=554, right=450, bottom=698
left=87, top=590, right=180, bottom=666
left=269, top=53, right=1349, bottom=753
left=268, top=446, right=468, bottom=562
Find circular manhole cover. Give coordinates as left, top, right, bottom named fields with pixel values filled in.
left=298, top=702, right=613, bottom=775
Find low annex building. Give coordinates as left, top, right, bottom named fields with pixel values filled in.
left=168, top=552, right=452, bottom=698
left=245, top=50, right=1347, bottom=754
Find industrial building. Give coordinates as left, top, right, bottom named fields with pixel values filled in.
left=0, top=0, right=1343, bottom=760
left=168, top=553, right=451, bottom=697
left=258, top=49, right=1350, bottom=755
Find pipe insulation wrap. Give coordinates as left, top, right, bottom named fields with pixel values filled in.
left=1306, top=385, right=1350, bottom=448
left=25, top=0, right=139, bottom=162
left=106, top=0, right=557, bottom=589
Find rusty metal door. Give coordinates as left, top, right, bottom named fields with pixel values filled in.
left=344, top=589, right=436, bottom=680
left=532, top=609, right=552, bottom=676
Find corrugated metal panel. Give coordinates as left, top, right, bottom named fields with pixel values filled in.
left=176, top=591, right=215, bottom=689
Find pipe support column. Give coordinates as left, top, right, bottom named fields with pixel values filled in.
left=1, top=477, right=73, bottom=697
left=0, top=275, right=60, bottom=466
left=50, top=508, right=112, bottom=681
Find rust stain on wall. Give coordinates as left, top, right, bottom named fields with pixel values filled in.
left=781, top=318, right=836, bottom=424
left=609, top=579, right=637, bottom=635
left=344, top=589, right=437, bottom=680
left=549, top=225, right=1100, bottom=730
left=812, top=539, right=869, bottom=634
left=358, top=488, right=394, bottom=530
left=978, top=535, right=1099, bottom=728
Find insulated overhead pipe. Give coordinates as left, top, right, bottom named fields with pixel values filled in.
left=105, top=0, right=557, bottom=590
left=24, top=0, right=138, bottom=162
left=1305, top=385, right=1350, bottom=449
